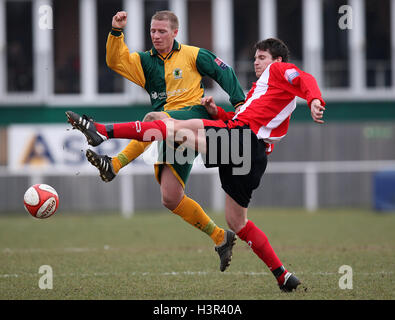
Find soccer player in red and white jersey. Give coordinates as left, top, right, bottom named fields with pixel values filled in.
left=204, top=39, right=325, bottom=153
left=66, top=38, right=325, bottom=292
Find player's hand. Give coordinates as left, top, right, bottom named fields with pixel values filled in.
left=310, top=99, right=325, bottom=124
left=112, top=11, right=127, bottom=29
left=201, top=96, right=218, bottom=117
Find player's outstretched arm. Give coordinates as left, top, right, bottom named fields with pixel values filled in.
left=310, top=99, right=326, bottom=124
left=112, top=11, right=127, bottom=29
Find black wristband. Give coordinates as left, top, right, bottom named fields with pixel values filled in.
left=111, top=27, right=123, bottom=36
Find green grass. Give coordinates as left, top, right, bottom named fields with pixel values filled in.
left=0, top=208, right=394, bottom=300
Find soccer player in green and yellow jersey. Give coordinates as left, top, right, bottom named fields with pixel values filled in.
left=85, top=10, right=245, bottom=271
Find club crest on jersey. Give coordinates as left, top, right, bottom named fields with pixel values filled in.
left=173, top=68, right=182, bottom=79
left=284, top=68, right=300, bottom=84
left=214, top=57, right=228, bottom=70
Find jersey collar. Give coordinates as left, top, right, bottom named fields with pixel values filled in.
left=150, top=40, right=181, bottom=57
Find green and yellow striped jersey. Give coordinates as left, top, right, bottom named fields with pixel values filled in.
left=106, top=29, right=245, bottom=111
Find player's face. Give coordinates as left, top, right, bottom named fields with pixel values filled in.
left=254, top=49, right=282, bottom=78
left=150, top=19, right=178, bottom=55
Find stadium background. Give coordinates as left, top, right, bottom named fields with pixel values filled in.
left=0, top=0, right=394, bottom=215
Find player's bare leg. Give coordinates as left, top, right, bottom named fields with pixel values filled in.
left=166, top=118, right=207, bottom=154
left=225, top=194, right=301, bottom=292
left=160, top=166, right=185, bottom=211
left=224, top=194, right=248, bottom=234
left=160, top=164, right=236, bottom=272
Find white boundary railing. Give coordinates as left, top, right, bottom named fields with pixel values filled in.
left=2, top=160, right=395, bottom=217
left=267, top=160, right=395, bottom=213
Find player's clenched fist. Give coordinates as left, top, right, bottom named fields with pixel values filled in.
left=112, top=11, right=127, bottom=29
left=201, top=96, right=218, bottom=117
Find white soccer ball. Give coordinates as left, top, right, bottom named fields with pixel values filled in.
left=23, top=184, right=59, bottom=219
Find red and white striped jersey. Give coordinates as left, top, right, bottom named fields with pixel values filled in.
left=214, top=61, right=325, bottom=154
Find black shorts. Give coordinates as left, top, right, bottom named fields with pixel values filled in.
left=202, top=119, right=268, bottom=208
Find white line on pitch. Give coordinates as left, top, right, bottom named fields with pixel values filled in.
left=0, top=270, right=393, bottom=279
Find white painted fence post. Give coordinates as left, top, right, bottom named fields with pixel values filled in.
left=305, top=163, right=318, bottom=212
left=120, top=173, right=134, bottom=218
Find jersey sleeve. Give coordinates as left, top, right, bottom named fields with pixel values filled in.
left=195, top=48, right=245, bottom=108
left=212, top=106, right=235, bottom=121
left=273, top=62, right=325, bottom=108
left=106, top=30, right=146, bottom=88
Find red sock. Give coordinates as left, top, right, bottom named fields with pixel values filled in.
left=237, top=220, right=288, bottom=283
left=93, top=122, right=109, bottom=138
left=94, top=120, right=167, bottom=141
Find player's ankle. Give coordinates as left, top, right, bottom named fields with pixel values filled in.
left=211, top=227, right=225, bottom=246
left=273, top=265, right=288, bottom=285
left=111, top=157, right=122, bottom=174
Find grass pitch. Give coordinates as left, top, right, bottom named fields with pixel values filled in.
left=0, top=208, right=394, bottom=300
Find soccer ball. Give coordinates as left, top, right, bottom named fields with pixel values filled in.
left=23, top=184, right=59, bottom=219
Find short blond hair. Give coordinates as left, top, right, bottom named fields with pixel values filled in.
left=151, top=10, right=179, bottom=30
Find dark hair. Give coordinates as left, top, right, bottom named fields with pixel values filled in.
left=254, top=38, right=290, bottom=62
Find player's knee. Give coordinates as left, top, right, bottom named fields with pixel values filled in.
left=225, top=216, right=247, bottom=234
left=226, top=220, right=238, bottom=233
left=161, top=193, right=181, bottom=211
left=142, top=113, right=154, bottom=122
left=143, top=112, right=167, bottom=122
left=161, top=186, right=184, bottom=211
